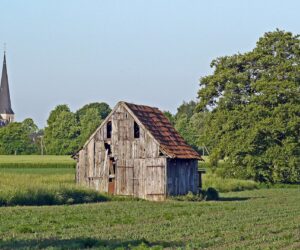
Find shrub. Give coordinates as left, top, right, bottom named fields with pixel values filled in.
left=170, top=189, right=219, bottom=202
left=205, top=187, right=219, bottom=201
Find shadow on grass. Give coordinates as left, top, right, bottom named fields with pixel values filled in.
left=0, top=237, right=183, bottom=249
left=218, top=196, right=265, bottom=201
left=218, top=197, right=250, bottom=201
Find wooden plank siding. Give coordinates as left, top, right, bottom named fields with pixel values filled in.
left=166, top=159, right=199, bottom=196
left=76, top=103, right=168, bottom=200
left=75, top=102, right=199, bottom=201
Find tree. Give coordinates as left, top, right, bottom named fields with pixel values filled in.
left=163, top=111, right=176, bottom=126
left=197, top=30, right=300, bottom=183
left=175, top=101, right=197, bottom=120
left=78, top=107, right=102, bottom=147
left=76, top=102, right=111, bottom=121
left=44, top=105, right=80, bottom=155
left=76, top=102, right=111, bottom=148
left=0, top=118, right=39, bottom=154
left=173, top=101, right=207, bottom=152
left=44, top=103, right=111, bottom=155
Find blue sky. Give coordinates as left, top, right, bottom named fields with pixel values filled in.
left=0, top=0, right=299, bottom=127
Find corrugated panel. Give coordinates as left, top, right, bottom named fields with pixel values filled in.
left=125, top=102, right=202, bottom=160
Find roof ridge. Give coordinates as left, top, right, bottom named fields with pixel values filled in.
left=122, top=101, right=159, bottom=110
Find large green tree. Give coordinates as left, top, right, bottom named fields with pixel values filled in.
left=77, top=107, right=102, bottom=147
left=44, top=102, right=111, bottom=155
left=173, top=101, right=207, bottom=153
left=0, top=118, right=39, bottom=154
left=76, top=102, right=111, bottom=121
left=44, top=105, right=80, bottom=155
left=197, top=30, right=300, bottom=183
left=76, top=102, right=111, bottom=147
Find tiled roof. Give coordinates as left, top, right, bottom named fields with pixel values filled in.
left=125, top=102, right=202, bottom=160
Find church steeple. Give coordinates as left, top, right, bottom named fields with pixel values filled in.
left=0, top=51, right=14, bottom=125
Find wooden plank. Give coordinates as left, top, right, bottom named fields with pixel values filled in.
left=147, top=193, right=165, bottom=195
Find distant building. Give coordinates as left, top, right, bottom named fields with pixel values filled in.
left=74, top=101, right=202, bottom=201
left=0, top=52, right=14, bottom=127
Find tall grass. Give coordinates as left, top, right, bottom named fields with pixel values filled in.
left=0, top=187, right=111, bottom=206
left=199, top=158, right=259, bottom=192
left=203, top=173, right=258, bottom=192
left=0, top=168, right=112, bottom=206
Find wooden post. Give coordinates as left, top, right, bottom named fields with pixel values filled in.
left=198, top=169, right=206, bottom=189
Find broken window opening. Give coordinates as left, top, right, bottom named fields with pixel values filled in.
left=104, top=142, right=111, bottom=155
left=134, top=121, right=140, bottom=138
left=107, top=121, right=112, bottom=139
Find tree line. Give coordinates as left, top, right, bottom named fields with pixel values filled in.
left=0, top=102, right=111, bottom=155
left=0, top=29, right=299, bottom=183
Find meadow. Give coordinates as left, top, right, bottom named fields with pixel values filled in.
left=0, top=156, right=299, bottom=249
left=0, top=188, right=299, bottom=249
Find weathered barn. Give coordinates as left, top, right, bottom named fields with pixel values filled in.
left=75, top=101, right=202, bottom=201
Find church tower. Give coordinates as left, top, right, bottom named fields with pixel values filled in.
left=0, top=51, right=14, bottom=126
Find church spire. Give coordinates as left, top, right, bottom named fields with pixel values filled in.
left=0, top=51, right=14, bottom=115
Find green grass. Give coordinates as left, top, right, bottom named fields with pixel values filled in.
left=0, top=168, right=117, bottom=206
left=0, top=188, right=299, bottom=249
left=0, top=158, right=299, bottom=249
left=203, top=173, right=259, bottom=192
left=0, top=167, right=139, bottom=207
left=0, top=155, right=75, bottom=168
left=199, top=157, right=259, bottom=192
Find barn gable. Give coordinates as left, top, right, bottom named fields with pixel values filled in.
left=82, top=101, right=201, bottom=160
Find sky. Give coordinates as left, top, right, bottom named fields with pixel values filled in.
left=0, top=0, right=300, bottom=127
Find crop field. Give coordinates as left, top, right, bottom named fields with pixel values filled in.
left=0, top=188, right=299, bottom=249
left=0, top=158, right=299, bottom=249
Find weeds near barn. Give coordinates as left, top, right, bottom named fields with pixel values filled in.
left=199, top=158, right=259, bottom=192
left=0, top=167, right=140, bottom=206
left=203, top=173, right=259, bottom=192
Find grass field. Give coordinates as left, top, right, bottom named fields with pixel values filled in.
left=0, top=188, right=299, bottom=249
left=0, top=156, right=299, bottom=249
left=0, top=155, right=75, bottom=168
left=0, top=168, right=121, bottom=206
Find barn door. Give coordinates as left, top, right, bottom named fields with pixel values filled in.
left=108, top=158, right=116, bottom=194
left=146, top=165, right=165, bottom=200
left=116, top=165, right=134, bottom=195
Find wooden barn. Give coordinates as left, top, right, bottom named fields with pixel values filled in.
left=74, top=101, right=202, bottom=201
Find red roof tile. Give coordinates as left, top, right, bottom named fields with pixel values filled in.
left=125, top=102, right=202, bottom=160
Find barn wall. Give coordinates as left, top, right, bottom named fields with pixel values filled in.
left=166, top=159, right=199, bottom=196
left=76, top=103, right=167, bottom=200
